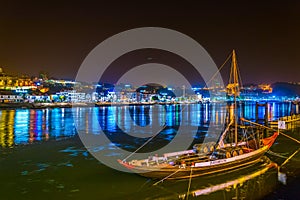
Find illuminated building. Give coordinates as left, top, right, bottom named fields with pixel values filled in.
left=0, top=67, right=36, bottom=92
left=0, top=94, right=23, bottom=103
left=258, top=84, right=273, bottom=93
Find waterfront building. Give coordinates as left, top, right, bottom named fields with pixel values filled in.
left=56, top=90, right=90, bottom=102
left=258, top=84, right=273, bottom=93
left=0, top=67, right=16, bottom=88
left=0, top=93, right=23, bottom=103
left=26, top=95, right=51, bottom=103
left=0, top=67, right=36, bottom=93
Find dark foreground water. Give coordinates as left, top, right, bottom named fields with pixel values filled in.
left=0, top=102, right=300, bottom=199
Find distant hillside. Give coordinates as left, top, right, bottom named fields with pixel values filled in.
left=272, top=82, right=300, bottom=97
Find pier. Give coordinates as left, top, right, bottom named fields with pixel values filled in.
left=269, top=114, right=300, bottom=130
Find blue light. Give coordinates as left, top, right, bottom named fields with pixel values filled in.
left=14, top=110, right=29, bottom=144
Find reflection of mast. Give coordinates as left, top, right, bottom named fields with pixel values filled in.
left=179, top=160, right=277, bottom=199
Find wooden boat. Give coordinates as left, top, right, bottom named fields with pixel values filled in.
left=118, top=131, right=278, bottom=179
left=118, top=50, right=279, bottom=179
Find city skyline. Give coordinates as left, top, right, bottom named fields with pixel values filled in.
left=0, top=1, right=299, bottom=84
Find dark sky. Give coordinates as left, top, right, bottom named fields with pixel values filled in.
left=0, top=0, right=299, bottom=84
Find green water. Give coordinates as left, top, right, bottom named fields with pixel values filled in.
left=1, top=133, right=300, bottom=200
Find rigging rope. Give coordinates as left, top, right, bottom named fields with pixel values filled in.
left=236, top=57, right=244, bottom=89
left=241, top=118, right=300, bottom=144
left=153, top=168, right=182, bottom=186
left=280, top=147, right=300, bottom=168
left=186, top=167, right=193, bottom=200
left=204, top=51, right=233, bottom=88
left=122, top=126, right=165, bottom=162
left=267, top=150, right=300, bottom=163
left=279, top=131, right=300, bottom=144
left=267, top=150, right=288, bottom=159
left=241, top=117, right=300, bottom=169
left=123, top=104, right=189, bottom=162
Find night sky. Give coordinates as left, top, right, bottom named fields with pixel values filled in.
left=0, top=0, right=299, bottom=84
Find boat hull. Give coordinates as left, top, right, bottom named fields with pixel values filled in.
left=119, top=132, right=278, bottom=180
left=126, top=149, right=266, bottom=179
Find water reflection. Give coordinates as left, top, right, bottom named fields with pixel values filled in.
left=0, top=102, right=298, bottom=149
left=96, top=105, right=191, bottom=152
left=0, top=108, right=76, bottom=148
left=0, top=110, right=15, bottom=147
left=178, top=158, right=278, bottom=199
left=122, top=157, right=280, bottom=200
left=0, top=102, right=299, bottom=200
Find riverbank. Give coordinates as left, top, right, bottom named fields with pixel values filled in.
left=1, top=99, right=298, bottom=109
left=0, top=101, right=199, bottom=109
left=0, top=102, right=95, bottom=109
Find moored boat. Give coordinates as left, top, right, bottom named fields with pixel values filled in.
left=118, top=50, right=279, bottom=180
left=118, top=127, right=278, bottom=179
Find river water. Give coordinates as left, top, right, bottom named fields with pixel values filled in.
left=0, top=101, right=299, bottom=199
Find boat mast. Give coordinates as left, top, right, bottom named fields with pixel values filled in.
left=225, top=50, right=242, bottom=147
left=232, top=50, right=239, bottom=145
